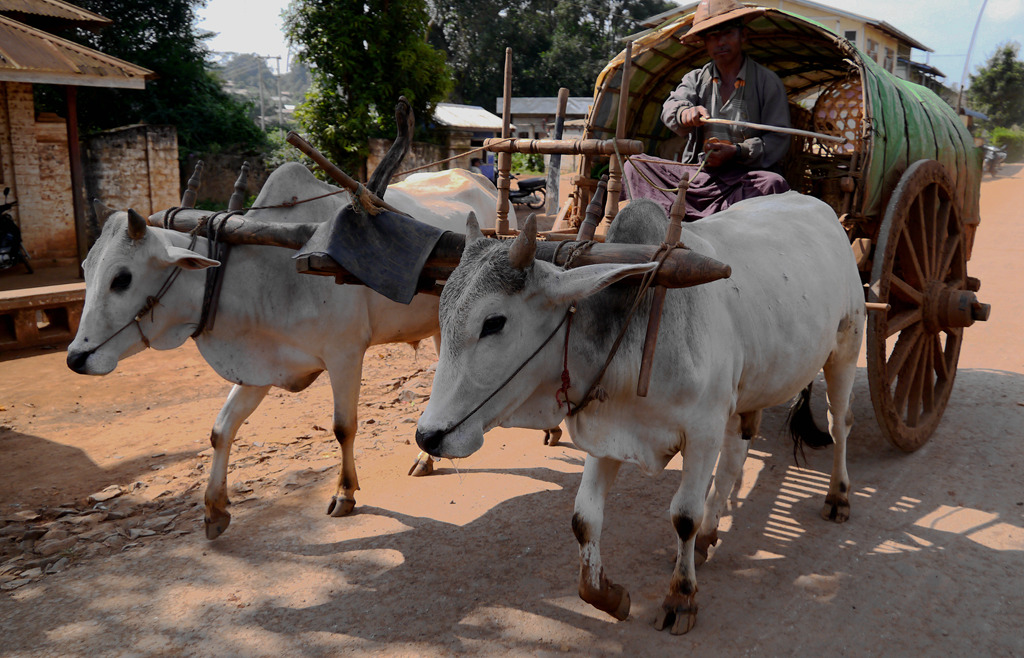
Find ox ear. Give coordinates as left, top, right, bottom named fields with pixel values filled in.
left=508, top=214, right=537, bottom=270
left=127, top=208, right=148, bottom=240
left=465, top=211, right=485, bottom=243
left=544, top=262, right=658, bottom=305
left=157, top=245, right=220, bottom=271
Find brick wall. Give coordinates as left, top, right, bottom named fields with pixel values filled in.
left=83, top=124, right=179, bottom=220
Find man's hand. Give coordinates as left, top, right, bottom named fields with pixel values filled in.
left=703, top=138, right=737, bottom=168
left=677, top=105, right=710, bottom=127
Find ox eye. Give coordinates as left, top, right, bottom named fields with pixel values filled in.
left=111, top=271, right=132, bottom=292
left=480, top=315, right=506, bottom=338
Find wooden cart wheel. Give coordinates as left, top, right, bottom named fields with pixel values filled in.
left=867, top=159, right=986, bottom=451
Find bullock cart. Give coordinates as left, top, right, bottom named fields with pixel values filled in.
left=513, top=6, right=990, bottom=452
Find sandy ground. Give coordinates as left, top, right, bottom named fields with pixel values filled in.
left=1, top=165, right=1023, bottom=656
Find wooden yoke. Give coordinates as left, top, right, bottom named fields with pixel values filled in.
left=495, top=48, right=514, bottom=235
left=605, top=40, right=633, bottom=226
left=637, top=174, right=689, bottom=397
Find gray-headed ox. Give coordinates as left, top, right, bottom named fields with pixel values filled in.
left=67, top=162, right=503, bottom=539
left=415, top=193, right=865, bottom=634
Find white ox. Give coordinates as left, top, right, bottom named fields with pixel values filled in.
left=67, top=162, right=504, bottom=539
left=415, top=194, right=865, bottom=634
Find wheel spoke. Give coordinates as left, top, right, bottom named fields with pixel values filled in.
left=935, top=196, right=951, bottom=276
left=936, top=233, right=960, bottom=282
left=913, top=194, right=931, bottom=280
left=886, top=324, right=923, bottom=385
left=905, top=345, right=928, bottom=427
left=897, top=224, right=927, bottom=289
left=893, top=331, right=925, bottom=417
left=921, top=338, right=935, bottom=416
left=885, top=307, right=922, bottom=338
left=889, top=274, right=924, bottom=305
left=931, top=333, right=949, bottom=382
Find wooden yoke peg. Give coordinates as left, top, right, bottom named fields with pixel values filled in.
left=495, top=47, right=514, bottom=236
left=603, top=40, right=633, bottom=227
left=576, top=175, right=608, bottom=241
left=637, top=173, right=688, bottom=397
left=228, top=161, right=250, bottom=211
left=180, top=161, right=204, bottom=208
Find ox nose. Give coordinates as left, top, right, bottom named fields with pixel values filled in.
left=415, top=427, right=445, bottom=458
left=66, top=349, right=91, bottom=373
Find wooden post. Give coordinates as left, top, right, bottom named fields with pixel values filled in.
left=603, top=40, right=633, bottom=227
left=546, top=88, right=570, bottom=216
left=576, top=175, right=607, bottom=241
left=65, top=85, right=88, bottom=276
left=180, top=161, right=203, bottom=208
left=495, top=47, right=514, bottom=235
left=637, top=175, right=688, bottom=397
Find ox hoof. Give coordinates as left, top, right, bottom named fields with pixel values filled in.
left=821, top=494, right=850, bottom=523
left=653, top=593, right=698, bottom=635
left=205, top=509, right=231, bottom=540
left=326, top=495, right=356, bottom=517
left=694, top=529, right=719, bottom=567
left=580, top=582, right=631, bottom=621
left=408, top=456, right=434, bottom=477
left=543, top=427, right=563, bottom=446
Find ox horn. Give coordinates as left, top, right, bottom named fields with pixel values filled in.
left=92, top=199, right=116, bottom=227
left=465, top=211, right=485, bottom=243
left=127, top=208, right=148, bottom=240
left=508, top=214, right=537, bottom=270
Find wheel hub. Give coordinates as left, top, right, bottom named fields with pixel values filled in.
left=923, top=282, right=990, bottom=332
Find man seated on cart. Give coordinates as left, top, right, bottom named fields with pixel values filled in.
left=624, top=0, right=791, bottom=219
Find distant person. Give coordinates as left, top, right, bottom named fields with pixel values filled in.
left=469, top=157, right=484, bottom=176
left=624, top=0, right=791, bottom=219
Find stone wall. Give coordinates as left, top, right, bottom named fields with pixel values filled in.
left=83, top=124, right=179, bottom=221
left=0, top=82, right=77, bottom=265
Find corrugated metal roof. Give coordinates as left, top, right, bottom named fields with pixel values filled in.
left=0, top=14, right=152, bottom=88
left=495, top=96, right=592, bottom=116
left=0, top=0, right=110, bottom=28
left=433, top=103, right=505, bottom=131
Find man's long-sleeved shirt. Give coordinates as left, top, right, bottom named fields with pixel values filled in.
left=661, top=56, right=790, bottom=170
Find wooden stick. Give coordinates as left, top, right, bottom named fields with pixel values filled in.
left=285, top=131, right=409, bottom=217
left=637, top=174, right=688, bottom=397
left=576, top=176, right=607, bottom=241
left=546, top=88, right=570, bottom=216
left=701, top=117, right=847, bottom=143
left=484, top=138, right=644, bottom=156
left=149, top=208, right=315, bottom=249
left=604, top=40, right=633, bottom=226
left=495, top=47, right=514, bottom=235
left=180, top=161, right=203, bottom=208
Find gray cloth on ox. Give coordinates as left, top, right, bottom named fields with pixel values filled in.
left=294, top=205, right=447, bottom=304
left=623, top=155, right=790, bottom=219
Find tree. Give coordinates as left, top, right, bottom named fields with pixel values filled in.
left=49, top=0, right=265, bottom=155
left=284, top=0, right=452, bottom=176
left=428, top=0, right=673, bottom=110
left=968, top=42, right=1024, bottom=128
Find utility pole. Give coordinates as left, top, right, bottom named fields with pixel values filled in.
left=270, top=56, right=284, bottom=136
left=256, top=53, right=266, bottom=130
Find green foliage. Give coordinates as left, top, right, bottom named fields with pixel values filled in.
left=989, top=126, right=1024, bottom=162
left=284, top=0, right=452, bottom=175
left=45, top=0, right=265, bottom=156
left=968, top=42, right=1024, bottom=129
left=511, top=152, right=545, bottom=174
left=428, top=0, right=673, bottom=109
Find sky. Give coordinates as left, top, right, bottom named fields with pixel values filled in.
left=196, top=0, right=1024, bottom=90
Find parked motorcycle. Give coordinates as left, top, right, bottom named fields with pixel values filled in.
left=0, top=187, right=32, bottom=274
left=508, top=174, right=547, bottom=209
left=983, top=144, right=1007, bottom=177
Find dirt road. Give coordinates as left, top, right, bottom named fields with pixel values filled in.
left=1, top=166, right=1022, bottom=656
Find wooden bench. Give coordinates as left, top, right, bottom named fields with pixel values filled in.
left=0, top=283, right=85, bottom=352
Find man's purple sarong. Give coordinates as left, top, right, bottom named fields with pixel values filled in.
left=623, top=155, right=790, bottom=220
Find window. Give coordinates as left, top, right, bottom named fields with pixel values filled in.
left=844, top=30, right=858, bottom=46
left=867, top=39, right=879, bottom=63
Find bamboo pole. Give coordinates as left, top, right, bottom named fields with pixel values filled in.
left=546, top=88, right=570, bottom=216
left=484, top=138, right=644, bottom=155
left=495, top=47, right=514, bottom=235
left=604, top=40, right=633, bottom=226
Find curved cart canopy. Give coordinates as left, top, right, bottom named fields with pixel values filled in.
left=583, top=7, right=981, bottom=234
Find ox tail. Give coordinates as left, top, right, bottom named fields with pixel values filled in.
left=786, top=382, right=832, bottom=465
